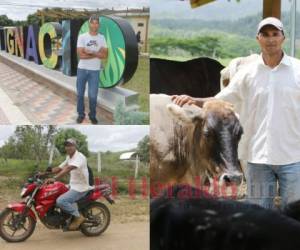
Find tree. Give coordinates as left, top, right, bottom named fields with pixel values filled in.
left=15, top=125, right=57, bottom=164
left=136, top=135, right=149, bottom=163
left=0, top=15, right=14, bottom=26
left=0, top=126, right=57, bottom=166
left=0, top=137, right=17, bottom=162
left=150, top=36, right=222, bottom=58
left=26, top=14, right=41, bottom=25
left=54, top=128, right=89, bottom=156
left=114, top=101, right=149, bottom=125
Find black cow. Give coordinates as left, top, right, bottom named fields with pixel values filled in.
left=151, top=185, right=300, bottom=250
left=150, top=57, right=224, bottom=97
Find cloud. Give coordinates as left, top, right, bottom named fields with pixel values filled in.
left=0, top=125, right=149, bottom=152
left=0, top=125, right=16, bottom=146
left=59, top=125, right=149, bottom=152
left=0, top=0, right=149, bottom=20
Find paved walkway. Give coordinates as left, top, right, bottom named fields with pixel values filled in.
left=0, top=87, right=31, bottom=124
left=0, top=62, right=110, bottom=125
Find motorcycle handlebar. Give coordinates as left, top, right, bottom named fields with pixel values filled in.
left=27, top=172, right=52, bottom=185
left=35, top=172, right=51, bottom=178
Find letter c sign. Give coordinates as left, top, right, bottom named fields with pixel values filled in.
left=78, top=16, right=138, bottom=88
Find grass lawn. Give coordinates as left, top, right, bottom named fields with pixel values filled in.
left=0, top=152, right=149, bottom=195
left=150, top=54, right=191, bottom=61
left=122, top=56, right=149, bottom=113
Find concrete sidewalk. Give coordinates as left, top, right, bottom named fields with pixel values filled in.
left=0, top=51, right=140, bottom=124
left=0, top=88, right=31, bottom=124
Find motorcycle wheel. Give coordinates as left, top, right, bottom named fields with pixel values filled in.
left=80, top=202, right=110, bottom=237
left=0, top=208, right=36, bottom=242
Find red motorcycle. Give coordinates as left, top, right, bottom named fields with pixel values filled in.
left=0, top=173, right=114, bottom=242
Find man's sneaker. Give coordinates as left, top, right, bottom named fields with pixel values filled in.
left=90, top=117, right=98, bottom=124
left=68, top=214, right=85, bottom=230
left=76, top=116, right=85, bottom=124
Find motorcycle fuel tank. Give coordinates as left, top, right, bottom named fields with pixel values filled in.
left=35, top=182, right=69, bottom=203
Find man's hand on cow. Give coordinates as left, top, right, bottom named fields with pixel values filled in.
left=171, top=95, right=197, bottom=107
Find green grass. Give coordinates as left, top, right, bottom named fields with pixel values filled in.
left=88, top=152, right=148, bottom=178
left=88, top=152, right=149, bottom=194
left=122, top=56, right=149, bottom=112
left=0, top=159, right=49, bottom=190
left=0, top=152, right=149, bottom=195
left=150, top=54, right=191, bottom=61
left=0, top=159, right=48, bottom=178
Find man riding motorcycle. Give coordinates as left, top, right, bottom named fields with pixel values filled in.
left=46, top=138, right=91, bottom=230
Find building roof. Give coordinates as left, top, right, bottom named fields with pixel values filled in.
left=120, top=151, right=138, bottom=160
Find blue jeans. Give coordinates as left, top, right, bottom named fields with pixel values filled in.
left=246, top=162, right=300, bottom=209
left=76, top=68, right=100, bottom=119
left=56, top=189, right=89, bottom=217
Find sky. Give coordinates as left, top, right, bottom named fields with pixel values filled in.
left=0, top=125, right=149, bottom=152
left=0, top=0, right=149, bottom=20
left=151, top=0, right=293, bottom=20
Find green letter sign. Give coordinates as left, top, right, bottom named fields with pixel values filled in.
left=79, top=16, right=138, bottom=88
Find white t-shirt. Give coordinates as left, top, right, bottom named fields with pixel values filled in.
left=59, top=150, right=91, bottom=192
left=77, top=32, right=107, bottom=71
left=215, top=53, right=300, bottom=165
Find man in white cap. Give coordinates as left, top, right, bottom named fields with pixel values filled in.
left=46, top=138, right=91, bottom=230
left=172, top=17, right=300, bottom=209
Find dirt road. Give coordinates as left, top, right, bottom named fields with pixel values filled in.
left=0, top=220, right=149, bottom=250
left=0, top=188, right=149, bottom=250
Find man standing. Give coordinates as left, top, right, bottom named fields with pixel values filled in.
left=172, top=17, right=300, bottom=209
left=46, top=138, right=91, bottom=230
left=76, top=14, right=108, bottom=124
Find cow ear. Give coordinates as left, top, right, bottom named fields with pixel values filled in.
left=166, top=104, right=204, bottom=124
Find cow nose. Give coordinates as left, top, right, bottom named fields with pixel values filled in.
left=221, top=173, right=243, bottom=185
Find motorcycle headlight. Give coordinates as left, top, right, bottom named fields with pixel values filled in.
left=20, top=187, right=27, bottom=197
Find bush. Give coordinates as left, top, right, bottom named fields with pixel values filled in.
left=114, top=101, right=149, bottom=125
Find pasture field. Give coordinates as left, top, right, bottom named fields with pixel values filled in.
left=122, top=56, right=149, bottom=112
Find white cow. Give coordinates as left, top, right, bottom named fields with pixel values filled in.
left=220, top=54, right=260, bottom=88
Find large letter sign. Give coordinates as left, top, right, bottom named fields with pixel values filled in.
left=6, top=28, right=15, bottom=55
left=15, top=27, right=26, bottom=58
left=38, top=22, right=62, bottom=69
left=25, top=25, right=41, bottom=64
left=0, top=16, right=138, bottom=88
left=61, top=19, right=82, bottom=76
left=0, top=28, right=5, bottom=51
left=79, top=16, right=138, bottom=88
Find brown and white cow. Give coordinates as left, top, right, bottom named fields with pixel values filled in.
left=150, top=94, right=243, bottom=189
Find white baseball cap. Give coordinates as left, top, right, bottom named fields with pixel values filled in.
left=64, top=138, right=77, bottom=146
left=257, top=17, right=284, bottom=34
